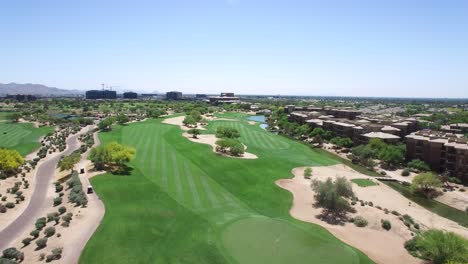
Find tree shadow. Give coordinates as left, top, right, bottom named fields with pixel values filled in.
left=110, top=165, right=134, bottom=176
left=314, top=206, right=349, bottom=226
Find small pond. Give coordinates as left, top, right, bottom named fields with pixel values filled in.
left=247, top=115, right=268, bottom=130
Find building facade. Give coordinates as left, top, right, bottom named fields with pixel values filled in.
left=123, top=92, right=138, bottom=99
left=166, top=91, right=183, bottom=100
left=406, top=131, right=468, bottom=183
left=85, top=90, right=117, bottom=99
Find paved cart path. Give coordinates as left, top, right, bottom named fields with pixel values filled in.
left=0, top=128, right=87, bottom=251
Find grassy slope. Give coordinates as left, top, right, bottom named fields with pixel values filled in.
left=0, top=121, right=53, bottom=157
left=80, top=116, right=373, bottom=264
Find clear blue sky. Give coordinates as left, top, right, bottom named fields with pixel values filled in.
left=1, top=0, right=467, bottom=97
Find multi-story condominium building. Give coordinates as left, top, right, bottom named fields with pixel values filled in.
left=406, top=131, right=468, bottom=183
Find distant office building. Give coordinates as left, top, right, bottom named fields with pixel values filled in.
left=123, top=92, right=138, bottom=99
left=5, top=94, right=37, bottom=101
left=196, top=94, right=207, bottom=98
left=85, top=90, right=117, bottom=99
left=166, top=91, right=182, bottom=100
left=221, top=92, right=235, bottom=97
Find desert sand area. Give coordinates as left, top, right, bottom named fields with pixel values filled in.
left=1, top=127, right=105, bottom=264
left=435, top=188, right=468, bottom=212
left=163, top=115, right=258, bottom=159
left=276, top=164, right=468, bottom=264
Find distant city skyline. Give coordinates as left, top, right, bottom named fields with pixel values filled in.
left=1, top=0, right=467, bottom=98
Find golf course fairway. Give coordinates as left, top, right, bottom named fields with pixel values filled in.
left=80, top=115, right=374, bottom=264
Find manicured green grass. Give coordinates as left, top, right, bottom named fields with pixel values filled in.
left=80, top=115, right=374, bottom=264
left=351, top=179, right=378, bottom=187
left=385, top=182, right=468, bottom=227
left=0, top=122, right=53, bottom=157
left=0, top=112, right=15, bottom=122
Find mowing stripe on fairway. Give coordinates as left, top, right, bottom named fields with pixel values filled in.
left=161, top=142, right=168, bottom=188
left=183, top=161, right=203, bottom=209
left=170, top=149, right=185, bottom=201
left=199, top=173, right=220, bottom=208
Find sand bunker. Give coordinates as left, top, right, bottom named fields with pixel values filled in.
left=163, top=116, right=257, bottom=159
left=276, top=164, right=468, bottom=264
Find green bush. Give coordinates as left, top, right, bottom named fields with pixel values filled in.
left=5, top=203, right=15, bottom=209
left=35, top=238, right=48, bottom=249
left=55, top=184, right=63, bottom=193
left=44, top=227, right=56, bottom=237
left=353, top=216, right=368, bottom=227
left=381, top=219, right=392, bottom=230
left=58, top=206, right=66, bottom=215
left=2, top=247, right=23, bottom=261
left=401, top=169, right=410, bottom=176
left=22, top=237, right=32, bottom=246
left=405, top=229, right=468, bottom=264
left=53, top=197, right=62, bottom=206
left=30, top=229, right=40, bottom=238
left=47, top=212, right=59, bottom=222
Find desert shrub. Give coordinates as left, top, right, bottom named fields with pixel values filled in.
left=368, top=201, right=373, bottom=207
left=401, top=169, right=410, bottom=176
left=47, top=212, right=59, bottom=222
left=311, top=177, right=354, bottom=219
left=35, top=217, right=46, bottom=230
left=380, top=171, right=387, bottom=176
left=353, top=216, right=368, bottom=227
left=61, top=221, right=69, bottom=227
left=61, top=213, right=72, bottom=222
left=381, top=219, right=392, bottom=230
left=56, top=206, right=66, bottom=215
left=2, top=247, right=23, bottom=261
left=67, top=172, right=88, bottom=207
left=5, top=203, right=15, bottom=209
left=45, top=247, right=63, bottom=262
left=39, top=253, right=45, bottom=261
left=53, top=197, right=62, bottom=206
left=1, top=197, right=6, bottom=201
left=391, top=210, right=400, bottom=216
left=35, top=238, right=48, bottom=249
left=44, top=227, right=56, bottom=237
left=0, top=204, right=6, bottom=213
left=30, top=229, right=40, bottom=238
left=405, top=229, right=468, bottom=264
left=22, top=237, right=32, bottom=246
left=402, top=214, right=415, bottom=225
left=304, top=167, right=312, bottom=178
left=55, top=184, right=63, bottom=193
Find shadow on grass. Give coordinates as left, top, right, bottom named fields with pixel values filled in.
left=110, top=165, right=134, bottom=176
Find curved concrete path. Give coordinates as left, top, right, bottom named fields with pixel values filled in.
left=0, top=128, right=86, bottom=251
left=62, top=130, right=105, bottom=264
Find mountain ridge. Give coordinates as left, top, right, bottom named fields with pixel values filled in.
left=0, top=83, right=83, bottom=96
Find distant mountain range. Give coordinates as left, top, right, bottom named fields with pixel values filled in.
left=0, top=83, right=84, bottom=96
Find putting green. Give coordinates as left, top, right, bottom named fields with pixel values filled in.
left=222, top=216, right=361, bottom=264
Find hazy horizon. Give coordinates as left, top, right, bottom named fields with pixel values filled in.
left=1, top=0, right=467, bottom=97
